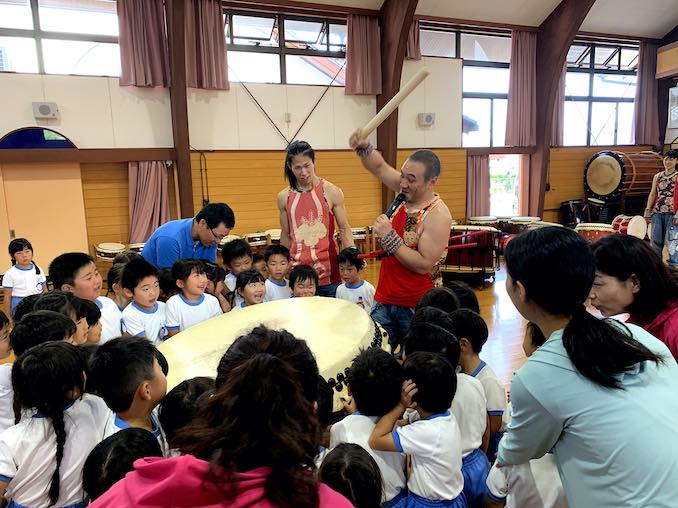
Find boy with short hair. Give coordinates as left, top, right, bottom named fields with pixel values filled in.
left=49, top=252, right=121, bottom=342
left=89, top=336, right=169, bottom=455
left=81, top=299, right=103, bottom=344
left=166, top=259, right=222, bottom=336
left=263, top=244, right=292, bottom=302
left=331, top=348, right=407, bottom=507
left=252, top=253, right=269, bottom=279
left=335, top=248, right=375, bottom=313
left=289, top=264, right=318, bottom=297
left=120, top=258, right=168, bottom=345
left=221, top=239, right=253, bottom=308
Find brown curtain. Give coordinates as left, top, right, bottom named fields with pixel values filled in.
left=345, top=15, right=382, bottom=95
left=466, top=155, right=491, bottom=218
left=551, top=64, right=566, bottom=146
left=118, top=0, right=170, bottom=87
left=505, top=30, right=536, bottom=146
left=185, top=0, right=229, bottom=90
left=129, top=161, right=170, bottom=243
left=634, top=42, right=660, bottom=146
left=406, top=20, right=422, bottom=61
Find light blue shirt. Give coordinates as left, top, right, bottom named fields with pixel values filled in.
left=498, top=323, right=678, bottom=507
left=141, top=218, right=217, bottom=269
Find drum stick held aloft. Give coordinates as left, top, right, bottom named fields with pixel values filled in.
left=360, top=68, right=430, bottom=138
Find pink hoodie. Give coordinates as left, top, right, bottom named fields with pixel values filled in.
left=643, top=300, right=678, bottom=361
left=90, top=455, right=354, bottom=508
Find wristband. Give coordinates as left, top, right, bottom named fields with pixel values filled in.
left=355, top=141, right=374, bottom=159
left=380, top=229, right=404, bottom=255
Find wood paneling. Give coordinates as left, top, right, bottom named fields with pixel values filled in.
left=397, top=148, right=467, bottom=222
left=190, top=150, right=383, bottom=235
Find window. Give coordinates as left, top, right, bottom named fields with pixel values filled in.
left=0, top=0, right=119, bottom=76
left=564, top=42, right=638, bottom=146
left=489, top=154, right=520, bottom=216
left=224, top=11, right=346, bottom=85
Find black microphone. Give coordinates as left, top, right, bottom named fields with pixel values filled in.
left=385, top=193, right=406, bottom=219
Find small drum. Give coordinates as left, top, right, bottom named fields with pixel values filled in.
left=495, top=216, right=514, bottom=234
left=560, top=200, right=584, bottom=227
left=220, top=235, right=242, bottom=246
left=95, top=242, right=125, bottom=260
left=442, top=225, right=500, bottom=274
left=611, top=215, right=647, bottom=240
left=585, top=151, right=663, bottom=201
left=350, top=227, right=369, bottom=252
left=528, top=221, right=563, bottom=230
left=128, top=243, right=145, bottom=253
left=468, top=216, right=498, bottom=228
left=265, top=229, right=282, bottom=245
left=575, top=223, right=616, bottom=242
left=507, top=216, right=540, bottom=234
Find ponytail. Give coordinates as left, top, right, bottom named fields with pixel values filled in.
left=563, top=306, right=663, bottom=389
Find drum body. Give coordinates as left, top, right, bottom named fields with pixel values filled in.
left=507, top=216, right=540, bottom=234
left=575, top=223, right=615, bottom=242
left=265, top=229, right=282, bottom=245
left=611, top=215, right=647, bottom=240
left=528, top=221, right=563, bottom=230
left=560, top=200, right=583, bottom=227
left=468, top=216, right=498, bottom=229
left=128, top=243, right=145, bottom=253
left=244, top=233, right=268, bottom=253
left=442, top=225, right=499, bottom=273
left=585, top=151, right=662, bottom=201
left=95, top=242, right=125, bottom=260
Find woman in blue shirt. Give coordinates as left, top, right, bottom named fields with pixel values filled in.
left=498, top=227, right=678, bottom=508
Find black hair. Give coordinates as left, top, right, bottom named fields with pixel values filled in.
left=48, top=252, right=95, bottom=290
left=505, top=227, right=663, bottom=389
left=121, top=258, right=159, bottom=292
left=348, top=348, right=404, bottom=417
left=252, top=253, right=265, bottom=265
left=448, top=309, right=489, bottom=354
left=592, top=234, right=678, bottom=326
left=77, top=343, right=99, bottom=388
left=410, top=306, right=456, bottom=330
left=88, top=336, right=167, bottom=412
left=158, top=377, right=215, bottom=448
left=0, top=310, right=8, bottom=330
left=111, top=251, right=142, bottom=266
left=236, top=268, right=266, bottom=292
left=445, top=281, right=480, bottom=313
left=337, top=247, right=365, bottom=270
left=82, top=428, right=163, bottom=501
left=403, top=351, right=456, bottom=414
left=265, top=243, right=291, bottom=263
left=221, top=239, right=252, bottom=267
left=526, top=322, right=547, bottom=349
left=12, top=342, right=85, bottom=504
left=171, top=259, right=205, bottom=283
left=318, top=443, right=383, bottom=508
left=81, top=299, right=101, bottom=327
left=12, top=294, right=41, bottom=322
left=8, top=238, right=41, bottom=274
left=34, top=290, right=85, bottom=321
left=157, top=268, right=179, bottom=301
left=317, top=375, right=333, bottom=428
left=216, top=326, right=319, bottom=403
left=664, top=149, right=678, bottom=159
left=408, top=149, right=441, bottom=181
left=415, top=287, right=460, bottom=313
left=289, top=264, right=318, bottom=291
left=10, top=310, right=76, bottom=356
left=404, top=322, right=461, bottom=368
left=195, top=202, right=235, bottom=229
left=202, top=261, right=226, bottom=283
left=106, top=263, right=125, bottom=295
left=285, top=140, right=315, bottom=190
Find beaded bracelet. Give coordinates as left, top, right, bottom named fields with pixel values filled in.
left=355, top=141, right=374, bottom=159
left=380, top=229, right=404, bottom=255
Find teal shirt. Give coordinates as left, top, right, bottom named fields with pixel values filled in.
left=498, top=323, right=678, bottom=507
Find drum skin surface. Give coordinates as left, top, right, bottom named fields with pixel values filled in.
left=585, top=151, right=662, bottom=200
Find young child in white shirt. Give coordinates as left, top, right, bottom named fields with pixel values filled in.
left=3, top=238, right=47, bottom=318
left=369, top=351, right=467, bottom=508
left=221, top=239, right=253, bottom=309
left=289, top=264, right=319, bottom=298
left=263, top=244, right=292, bottom=302
left=335, top=248, right=375, bottom=313
left=121, top=258, right=168, bottom=345
left=166, top=259, right=222, bottom=336
left=232, top=269, right=266, bottom=311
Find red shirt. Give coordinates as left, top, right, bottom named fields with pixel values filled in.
left=641, top=300, right=678, bottom=361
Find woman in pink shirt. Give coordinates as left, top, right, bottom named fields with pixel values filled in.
left=590, top=235, right=678, bottom=360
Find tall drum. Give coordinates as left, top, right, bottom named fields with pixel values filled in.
left=584, top=151, right=663, bottom=201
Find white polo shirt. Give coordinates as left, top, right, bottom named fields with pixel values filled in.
left=0, top=364, right=13, bottom=433
left=264, top=278, right=291, bottom=302
left=335, top=280, right=375, bottom=314
left=2, top=264, right=46, bottom=297
left=102, top=409, right=168, bottom=457
left=121, top=302, right=168, bottom=345
left=96, top=296, right=122, bottom=343
left=166, top=293, right=222, bottom=332
left=452, top=373, right=488, bottom=457
left=472, top=360, right=507, bottom=418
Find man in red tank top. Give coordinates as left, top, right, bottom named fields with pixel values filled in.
left=277, top=141, right=354, bottom=297
left=349, top=130, right=452, bottom=352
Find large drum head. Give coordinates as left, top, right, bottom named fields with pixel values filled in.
left=585, top=152, right=623, bottom=198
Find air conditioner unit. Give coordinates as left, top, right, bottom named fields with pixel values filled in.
left=32, top=102, right=59, bottom=119
left=417, top=112, right=435, bottom=127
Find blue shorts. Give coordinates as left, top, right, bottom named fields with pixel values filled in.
left=383, top=489, right=407, bottom=508
left=406, top=492, right=468, bottom=508
left=461, top=448, right=491, bottom=507
left=487, top=431, right=505, bottom=464
left=10, top=295, right=23, bottom=315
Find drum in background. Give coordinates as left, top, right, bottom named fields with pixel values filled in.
left=265, top=229, right=281, bottom=245
left=244, top=232, right=268, bottom=252
left=507, top=216, right=540, bottom=234
left=220, top=235, right=242, bottom=247
left=495, top=216, right=514, bottom=234
left=611, top=215, right=648, bottom=240
left=528, top=221, right=563, bottom=230
left=349, top=227, right=369, bottom=252
left=442, top=225, right=500, bottom=274
left=468, top=216, right=498, bottom=228
left=575, top=223, right=616, bottom=242
left=584, top=151, right=662, bottom=201
left=95, top=242, right=125, bottom=260
left=560, top=200, right=584, bottom=227
left=499, top=234, right=516, bottom=253
left=128, top=243, right=145, bottom=254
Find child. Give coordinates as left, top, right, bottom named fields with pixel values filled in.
left=166, top=259, right=222, bottom=336
left=233, top=269, right=266, bottom=310
left=0, top=311, right=12, bottom=430
left=49, top=252, right=121, bottom=342
left=447, top=281, right=480, bottom=313
left=331, top=347, right=407, bottom=507
left=157, top=268, right=179, bottom=302
left=106, top=263, right=131, bottom=311
left=158, top=377, right=215, bottom=451
left=369, top=351, right=466, bottom=508
left=12, top=293, right=40, bottom=323
left=34, top=291, right=88, bottom=345
left=203, top=262, right=231, bottom=313
left=121, top=258, right=168, bottom=345
left=319, top=443, right=384, bottom=508
left=415, top=287, right=460, bottom=313
left=290, top=264, right=319, bottom=297
left=2, top=238, right=47, bottom=318
left=88, top=336, right=169, bottom=455
left=0, top=342, right=109, bottom=507
left=82, top=299, right=103, bottom=344
left=335, top=247, right=375, bottom=313
left=221, top=239, right=253, bottom=308
left=252, top=253, right=269, bottom=279
left=263, top=244, right=292, bottom=302
left=450, top=308, right=506, bottom=462
left=83, top=428, right=163, bottom=502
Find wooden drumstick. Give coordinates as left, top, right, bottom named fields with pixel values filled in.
left=360, top=67, right=431, bottom=138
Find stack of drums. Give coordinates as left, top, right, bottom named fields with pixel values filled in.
left=442, top=225, right=500, bottom=280
left=575, top=223, right=615, bottom=242
left=500, top=216, right=540, bottom=252
left=611, top=215, right=647, bottom=240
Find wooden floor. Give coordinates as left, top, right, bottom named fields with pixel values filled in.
left=363, top=259, right=527, bottom=390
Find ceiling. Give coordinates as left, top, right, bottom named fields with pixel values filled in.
left=415, top=0, right=561, bottom=27
left=580, top=0, right=678, bottom=38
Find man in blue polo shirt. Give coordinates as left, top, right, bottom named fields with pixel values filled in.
left=142, top=202, right=235, bottom=269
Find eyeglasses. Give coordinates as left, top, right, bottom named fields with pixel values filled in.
left=210, top=227, right=226, bottom=242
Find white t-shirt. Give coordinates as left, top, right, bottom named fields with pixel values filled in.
left=97, top=296, right=122, bottom=344
left=330, top=413, right=406, bottom=503
left=166, top=293, right=222, bottom=332
left=264, top=278, right=291, bottom=302
left=2, top=264, right=46, bottom=297
left=393, top=411, right=464, bottom=500
left=486, top=454, right=568, bottom=508
left=121, top=302, right=169, bottom=345
left=0, top=394, right=109, bottom=508
left=472, top=361, right=507, bottom=417
left=335, top=280, right=375, bottom=314
left=224, top=273, right=245, bottom=308
left=102, top=409, right=168, bottom=457
left=0, top=365, right=13, bottom=433
left=452, top=373, right=488, bottom=457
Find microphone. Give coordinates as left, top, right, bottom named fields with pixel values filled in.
left=385, top=193, right=406, bottom=219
